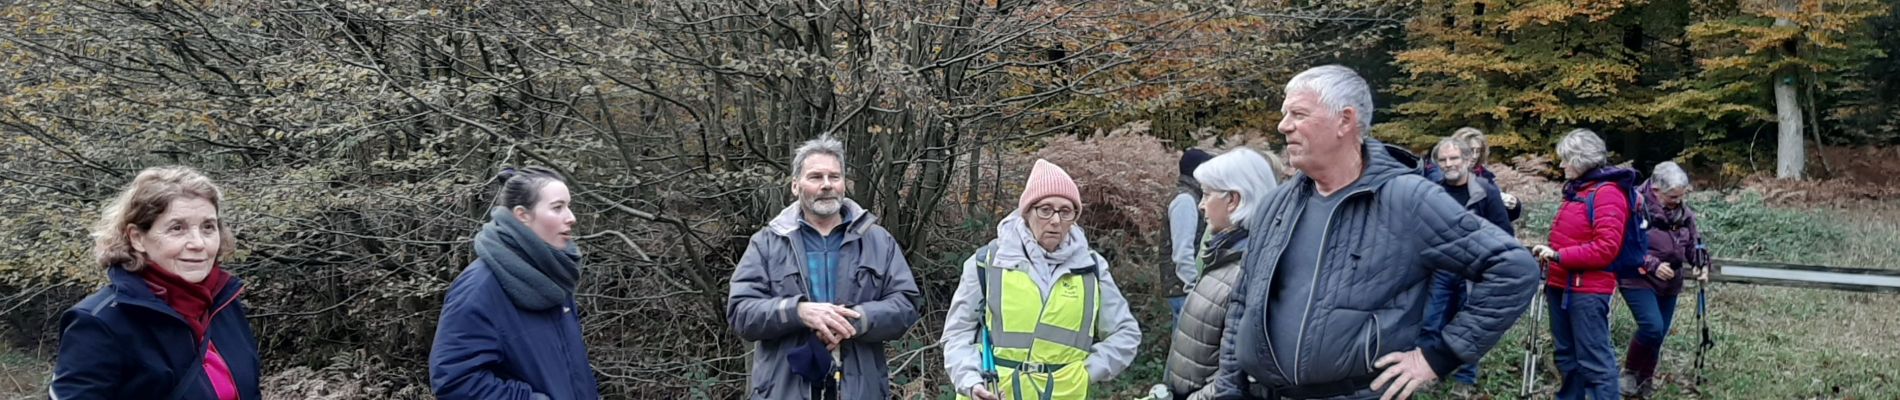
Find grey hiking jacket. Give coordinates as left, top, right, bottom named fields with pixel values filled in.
left=1208, top=139, right=1539, bottom=398
left=1166, top=235, right=1250, bottom=397
left=726, top=199, right=922, bottom=399
left=939, top=213, right=1142, bottom=395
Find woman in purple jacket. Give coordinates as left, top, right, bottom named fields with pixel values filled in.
left=1619, top=161, right=1710, bottom=398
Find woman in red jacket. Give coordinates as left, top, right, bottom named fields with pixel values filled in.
left=1531, top=129, right=1639, bottom=400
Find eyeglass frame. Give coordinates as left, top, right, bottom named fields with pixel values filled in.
left=1030, top=205, right=1078, bottom=221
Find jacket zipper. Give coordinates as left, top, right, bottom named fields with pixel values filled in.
left=1364, top=314, right=1380, bottom=373
left=206, top=284, right=245, bottom=327
left=1291, top=187, right=1372, bottom=385
left=562, top=303, right=586, bottom=398
left=1259, top=215, right=1296, bottom=384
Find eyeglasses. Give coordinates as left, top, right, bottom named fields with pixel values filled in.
left=1031, top=205, right=1078, bottom=221
left=1199, top=190, right=1233, bottom=204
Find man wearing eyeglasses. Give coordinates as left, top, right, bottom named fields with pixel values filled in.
left=727, top=134, right=922, bottom=399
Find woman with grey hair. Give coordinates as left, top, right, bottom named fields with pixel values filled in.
left=1617, top=161, right=1710, bottom=398
left=1163, top=148, right=1278, bottom=400
left=1529, top=128, right=1641, bottom=400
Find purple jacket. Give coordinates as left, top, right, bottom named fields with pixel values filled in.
left=1619, top=182, right=1709, bottom=294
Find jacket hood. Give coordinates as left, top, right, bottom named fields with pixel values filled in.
left=107, top=265, right=243, bottom=317
left=767, top=198, right=877, bottom=238
left=989, top=210, right=1096, bottom=273
left=1284, top=138, right=1423, bottom=196
left=1563, top=166, right=1641, bottom=201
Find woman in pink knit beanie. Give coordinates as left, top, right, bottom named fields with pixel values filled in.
left=1017, top=159, right=1084, bottom=251
left=939, top=158, right=1142, bottom=400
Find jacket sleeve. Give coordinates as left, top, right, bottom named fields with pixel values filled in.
left=1556, top=184, right=1629, bottom=272
left=1479, top=180, right=1514, bottom=237
left=727, top=233, right=806, bottom=342
left=1169, top=195, right=1202, bottom=291
left=1086, top=256, right=1142, bottom=382
left=1688, top=211, right=1712, bottom=269
left=50, top=311, right=123, bottom=400
left=850, top=233, right=921, bottom=342
left=940, top=255, right=988, bottom=394
left=1205, top=267, right=1250, bottom=400
left=1408, top=179, right=1539, bottom=378
left=430, top=290, right=539, bottom=400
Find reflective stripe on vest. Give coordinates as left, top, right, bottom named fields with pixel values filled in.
left=980, top=261, right=1100, bottom=364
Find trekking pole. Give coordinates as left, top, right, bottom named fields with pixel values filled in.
left=1694, top=278, right=1715, bottom=388
left=980, top=326, right=999, bottom=398
left=1520, top=259, right=1548, bottom=399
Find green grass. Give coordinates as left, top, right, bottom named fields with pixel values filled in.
left=1100, top=190, right=1900, bottom=399
left=1432, top=192, right=1900, bottom=399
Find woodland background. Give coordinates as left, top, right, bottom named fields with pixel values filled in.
left=2, top=0, right=1897, bottom=398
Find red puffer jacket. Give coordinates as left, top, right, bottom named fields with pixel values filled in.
left=1546, top=167, right=1639, bottom=294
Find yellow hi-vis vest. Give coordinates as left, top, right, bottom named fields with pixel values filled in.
left=960, top=245, right=1101, bottom=400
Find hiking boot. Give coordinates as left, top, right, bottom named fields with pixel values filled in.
left=1620, top=372, right=1639, bottom=397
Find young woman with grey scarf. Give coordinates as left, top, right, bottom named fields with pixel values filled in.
left=430, top=167, right=599, bottom=400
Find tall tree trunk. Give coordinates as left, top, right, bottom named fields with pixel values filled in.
left=1775, top=76, right=1803, bottom=179
left=1773, top=8, right=1805, bottom=180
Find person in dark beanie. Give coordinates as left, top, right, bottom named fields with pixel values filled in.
left=1167, top=148, right=1217, bottom=316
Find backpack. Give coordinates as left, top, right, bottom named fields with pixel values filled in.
left=1585, top=182, right=1650, bottom=279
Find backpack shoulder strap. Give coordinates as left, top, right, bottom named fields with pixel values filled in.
left=974, top=243, right=998, bottom=306
left=1586, top=185, right=1599, bottom=223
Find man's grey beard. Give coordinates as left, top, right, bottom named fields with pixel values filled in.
left=802, top=195, right=842, bottom=216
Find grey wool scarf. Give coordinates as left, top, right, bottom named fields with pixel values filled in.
left=474, top=206, right=582, bottom=311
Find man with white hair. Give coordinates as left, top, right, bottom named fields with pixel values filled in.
left=728, top=134, right=922, bottom=399
left=1207, top=65, right=1539, bottom=400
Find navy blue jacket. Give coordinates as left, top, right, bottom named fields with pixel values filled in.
left=431, top=260, right=600, bottom=400
left=1432, top=174, right=1515, bottom=237
left=51, top=266, right=261, bottom=400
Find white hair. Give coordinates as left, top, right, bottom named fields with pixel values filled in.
left=1193, top=148, right=1280, bottom=228
left=1285, top=65, right=1376, bottom=141
left=1557, top=128, right=1609, bottom=172
left=1652, top=161, right=1692, bottom=191
left=792, top=134, right=847, bottom=177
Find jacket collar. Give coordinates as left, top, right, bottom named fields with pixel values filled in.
left=1435, top=175, right=1491, bottom=207
left=1283, top=138, right=1421, bottom=199
left=1563, top=166, right=1641, bottom=201
left=106, top=265, right=244, bottom=322
left=768, top=198, right=876, bottom=239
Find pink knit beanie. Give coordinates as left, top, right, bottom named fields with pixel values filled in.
left=1018, top=159, right=1082, bottom=213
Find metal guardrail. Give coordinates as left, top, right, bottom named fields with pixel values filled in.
left=1714, top=258, right=1900, bottom=293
